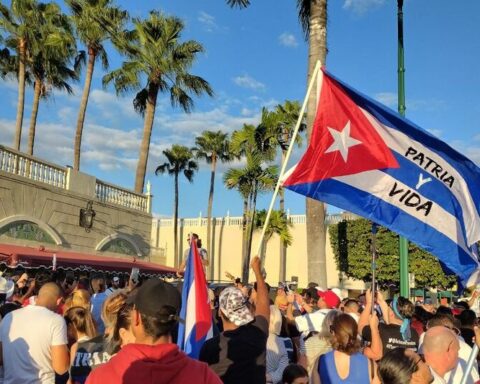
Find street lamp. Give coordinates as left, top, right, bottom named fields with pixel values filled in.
left=79, top=201, right=96, bottom=232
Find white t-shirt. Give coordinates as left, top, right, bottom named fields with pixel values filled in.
left=295, top=309, right=330, bottom=333
left=0, top=305, right=67, bottom=384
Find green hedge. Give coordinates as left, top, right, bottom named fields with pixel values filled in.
left=329, top=218, right=457, bottom=289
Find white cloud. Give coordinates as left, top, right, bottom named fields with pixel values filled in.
left=374, top=92, right=397, bottom=108
left=198, top=11, right=219, bottom=32
left=279, top=32, right=298, bottom=48
left=343, top=0, right=385, bottom=15
left=426, top=129, right=442, bottom=138
left=233, top=74, right=266, bottom=91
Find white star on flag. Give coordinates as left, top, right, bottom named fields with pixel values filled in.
left=324, top=121, right=362, bottom=162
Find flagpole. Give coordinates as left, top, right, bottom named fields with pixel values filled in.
left=397, top=0, right=410, bottom=299
left=255, top=60, right=322, bottom=260
left=371, top=223, right=377, bottom=314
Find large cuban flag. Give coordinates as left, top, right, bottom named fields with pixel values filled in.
left=177, top=239, right=213, bottom=358
left=283, top=68, right=480, bottom=286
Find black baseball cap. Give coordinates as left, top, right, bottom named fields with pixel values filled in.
left=127, top=279, right=181, bottom=323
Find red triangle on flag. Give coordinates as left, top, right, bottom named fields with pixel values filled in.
left=285, top=70, right=399, bottom=186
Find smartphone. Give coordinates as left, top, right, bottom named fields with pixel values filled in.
left=130, top=268, right=140, bottom=286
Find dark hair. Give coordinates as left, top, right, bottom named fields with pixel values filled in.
left=436, top=305, right=453, bottom=317
left=282, top=364, right=308, bottom=384
left=378, top=348, right=418, bottom=384
left=413, top=305, right=434, bottom=331
left=458, top=309, right=476, bottom=327
left=140, top=306, right=178, bottom=340
left=34, top=271, right=53, bottom=295
left=454, top=301, right=470, bottom=311
left=330, top=313, right=360, bottom=355
left=397, top=297, right=415, bottom=319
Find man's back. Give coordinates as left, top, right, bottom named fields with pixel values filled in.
left=86, top=343, right=221, bottom=384
left=0, top=305, right=67, bottom=383
left=199, top=316, right=269, bottom=384
left=90, top=292, right=108, bottom=334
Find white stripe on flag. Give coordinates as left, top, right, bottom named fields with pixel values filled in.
left=333, top=169, right=474, bottom=258
left=362, top=109, right=480, bottom=244
left=184, top=281, right=197, bottom=343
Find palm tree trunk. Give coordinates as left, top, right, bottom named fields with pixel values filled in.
left=241, top=197, right=248, bottom=283
left=134, top=83, right=159, bottom=194
left=27, top=79, right=42, bottom=156
left=306, top=0, right=328, bottom=287
left=13, top=39, right=26, bottom=151
left=279, top=148, right=287, bottom=282
left=244, top=182, right=258, bottom=283
left=207, top=155, right=216, bottom=279
left=174, top=172, right=179, bottom=267
left=74, top=48, right=95, bottom=171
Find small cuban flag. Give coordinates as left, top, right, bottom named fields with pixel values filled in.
left=177, top=237, right=213, bottom=358
left=283, top=68, right=480, bottom=287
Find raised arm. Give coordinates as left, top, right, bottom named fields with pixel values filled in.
left=251, top=256, right=270, bottom=321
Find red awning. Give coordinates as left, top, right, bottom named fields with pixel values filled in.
left=0, top=243, right=176, bottom=276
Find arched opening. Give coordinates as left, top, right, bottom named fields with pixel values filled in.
left=96, top=234, right=142, bottom=257
left=0, top=216, right=63, bottom=245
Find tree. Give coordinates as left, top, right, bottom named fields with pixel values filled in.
left=0, top=0, right=40, bottom=150
left=329, top=218, right=457, bottom=289
left=26, top=2, right=79, bottom=155
left=66, top=0, right=128, bottom=170
left=254, top=209, right=292, bottom=264
left=227, top=122, right=278, bottom=282
left=155, top=145, right=198, bottom=267
left=226, top=0, right=329, bottom=286
left=193, top=130, right=232, bottom=278
left=268, top=100, right=304, bottom=281
left=103, top=11, right=213, bottom=194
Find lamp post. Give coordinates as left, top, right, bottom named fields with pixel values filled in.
left=79, top=201, right=96, bottom=232
left=397, top=0, right=409, bottom=299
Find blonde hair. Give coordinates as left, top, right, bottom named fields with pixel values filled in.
left=65, top=306, right=97, bottom=339
left=101, top=290, right=128, bottom=333
left=269, top=305, right=283, bottom=335
left=64, top=289, right=91, bottom=311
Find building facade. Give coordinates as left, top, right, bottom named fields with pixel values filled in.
left=151, top=212, right=367, bottom=291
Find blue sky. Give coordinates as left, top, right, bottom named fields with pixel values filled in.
left=0, top=0, right=479, bottom=218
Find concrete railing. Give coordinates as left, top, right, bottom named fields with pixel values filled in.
left=96, top=180, right=149, bottom=213
left=0, top=145, right=67, bottom=188
left=155, top=212, right=359, bottom=228
left=0, top=145, right=151, bottom=214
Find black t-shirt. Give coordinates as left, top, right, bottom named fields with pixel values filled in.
left=71, top=335, right=112, bottom=384
left=461, top=327, right=475, bottom=347
left=362, top=323, right=419, bottom=353
left=199, top=315, right=268, bottom=384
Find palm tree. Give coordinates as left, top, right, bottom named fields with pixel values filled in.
left=0, top=0, right=40, bottom=151
left=66, top=0, right=128, bottom=171
left=193, top=130, right=232, bottom=278
left=271, top=100, right=304, bottom=281
left=226, top=0, right=329, bottom=286
left=26, top=2, right=79, bottom=155
left=155, top=144, right=198, bottom=267
left=254, top=209, right=292, bottom=264
left=103, top=11, right=213, bottom=194
left=227, top=122, right=279, bottom=282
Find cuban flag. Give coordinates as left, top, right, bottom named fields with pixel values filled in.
left=177, top=238, right=213, bottom=358
left=283, top=68, right=480, bottom=286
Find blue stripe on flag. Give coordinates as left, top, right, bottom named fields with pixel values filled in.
left=286, top=178, right=478, bottom=285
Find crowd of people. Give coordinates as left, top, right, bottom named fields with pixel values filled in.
left=0, top=259, right=479, bottom=383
